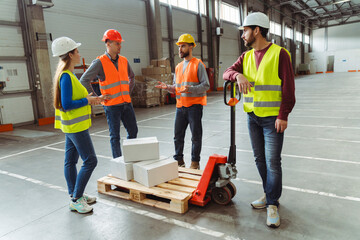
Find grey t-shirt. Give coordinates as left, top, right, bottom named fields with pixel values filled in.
left=80, top=52, right=135, bottom=95
left=167, top=58, right=210, bottom=94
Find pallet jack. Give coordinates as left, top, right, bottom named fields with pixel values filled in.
left=189, top=80, right=240, bottom=206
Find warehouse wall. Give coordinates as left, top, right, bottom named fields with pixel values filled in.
left=43, top=0, right=149, bottom=77
left=307, top=22, right=360, bottom=73
left=0, top=0, right=35, bottom=124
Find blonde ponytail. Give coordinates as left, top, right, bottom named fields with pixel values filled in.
left=52, top=50, right=75, bottom=109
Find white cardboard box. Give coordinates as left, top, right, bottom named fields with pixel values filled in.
left=123, top=137, right=159, bottom=162
left=110, top=156, right=136, bottom=181
left=133, top=157, right=179, bottom=187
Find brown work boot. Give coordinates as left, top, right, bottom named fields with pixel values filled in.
left=190, top=161, right=200, bottom=169
left=177, top=159, right=185, bottom=167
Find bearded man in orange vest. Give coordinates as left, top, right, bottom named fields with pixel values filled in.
left=156, top=33, right=210, bottom=169
left=81, top=29, right=138, bottom=158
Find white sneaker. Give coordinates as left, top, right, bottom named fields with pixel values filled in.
left=83, top=193, right=96, bottom=204
left=267, top=205, right=280, bottom=228
left=69, top=196, right=93, bottom=214
left=251, top=194, right=266, bottom=209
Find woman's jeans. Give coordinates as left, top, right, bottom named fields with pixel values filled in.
left=64, top=129, right=98, bottom=199
left=247, top=112, right=283, bottom=207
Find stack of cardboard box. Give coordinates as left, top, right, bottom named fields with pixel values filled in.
left=131, top=75, right=161, bottom=107
left=110, top=137, right=178, bottom=187
left=147, top=58, right=173, bottom=104
left=131, top=58, right=173, bottom=107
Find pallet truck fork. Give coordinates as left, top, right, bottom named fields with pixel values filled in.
left=189, top=81, right=240, bottom=206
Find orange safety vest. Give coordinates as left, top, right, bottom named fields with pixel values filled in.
left=97, top=54, right=131, bottom=106
left=175, top=58, right=207, bottom=108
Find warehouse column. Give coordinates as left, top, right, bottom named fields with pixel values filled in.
left=300, top=24, right=305, bottom=64
left=291, top=16, right=297, bottom=74
left=280, top=8, right=286, bottom=48
left=25, top=3, right=54, bottom=119
left=206, top=0, right=220, bottom=90
left=238, top=0, right=247, bottom=55
left=146, top=0, right=163, bottom=60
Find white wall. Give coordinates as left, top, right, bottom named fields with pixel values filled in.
left=43, top=0, right=149, bottom=77
left=307, top=22, right=360, bottom=73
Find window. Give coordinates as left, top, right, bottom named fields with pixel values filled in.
left=285, top=26, right=293, bottom=39
left=160, top=0, right=206, bottom=15
left=304, top=34, right=310, bottom=44
left=296, top=31, right=302, bottom=42
left=270, top=21, right=281, bottom=36
left=215, top=1, right=240, bottom=25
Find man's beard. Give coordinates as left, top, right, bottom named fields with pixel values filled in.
left=244, top=35, right=255, bottom=48
left=180, top=51, right=189, bottom=58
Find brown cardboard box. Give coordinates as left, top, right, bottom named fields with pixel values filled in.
left=142, top=67, right=166, bottom=76
left=150, top=59, right=158, bottom=66
left=157, top=58, right=171, bottom=67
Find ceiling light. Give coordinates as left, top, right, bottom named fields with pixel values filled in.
left=333, top=0, right=350, bottom=4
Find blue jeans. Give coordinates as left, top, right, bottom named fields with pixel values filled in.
left=103, top=103, right=138, bottom=158
left=247, top=112, right=283, bottom=207
left=64, top=129, right=98, bottom=199
left=174, top=104, right=203, bottom=162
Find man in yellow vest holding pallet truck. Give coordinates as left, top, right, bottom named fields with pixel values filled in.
left=223, top=12, right=296, bottom=228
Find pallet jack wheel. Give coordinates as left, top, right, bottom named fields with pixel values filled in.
left=211, top=186, right=232, bottom=205
left=226, top=182, right=237, bottom=199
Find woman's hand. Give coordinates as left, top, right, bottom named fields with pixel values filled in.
left=86, top=93, right=101, bottom=105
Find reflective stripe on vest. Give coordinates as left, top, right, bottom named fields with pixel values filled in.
left=175, top=58, right=207, bottom=108
left=54, top=70, right=91, bottom=133
left=242, top=44, right=290, bottom=117
left=98, top=54, right=131, bottom=106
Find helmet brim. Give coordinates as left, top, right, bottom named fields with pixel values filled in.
left=176, top=42, right=196, bottom=47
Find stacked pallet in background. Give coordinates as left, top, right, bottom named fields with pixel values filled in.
left=131, top=75, right=161, bottom=107
left=131, top=58, right=173, bottom=107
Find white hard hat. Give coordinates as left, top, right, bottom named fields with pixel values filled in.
left=51, top=37, right=81, bottom=57
left=239, top=12, right=270, bottom=30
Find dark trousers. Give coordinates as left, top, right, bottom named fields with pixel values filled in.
left=173, top=104, right=203, bottom=162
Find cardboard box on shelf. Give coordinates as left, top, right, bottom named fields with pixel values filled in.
left=150, top=58, right=171, bottom=67
left=123, top=137, right=160, bottom=162
left=133, top=157, right=179, bottom=187
left=110, top=156, right=137, bottom=181
left=157, top=58, right=171, bottom=67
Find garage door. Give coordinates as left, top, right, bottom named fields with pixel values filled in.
left=0, top=0, right=35, bottom=125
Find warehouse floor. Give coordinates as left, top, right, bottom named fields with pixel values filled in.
left=0, top=72, right=359, bottom=240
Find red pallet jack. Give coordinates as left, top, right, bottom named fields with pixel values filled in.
left=189, top=81, right=240, bottom=206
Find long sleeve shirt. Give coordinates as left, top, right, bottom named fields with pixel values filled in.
left=167, top=58, right=210, bottom=94
left=60, top=73, right=88, bottom=111
left=80, top=52, right=135, bottom=96
left=223, top=43, right=295, bottom=121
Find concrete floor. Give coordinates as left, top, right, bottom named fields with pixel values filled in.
left=0, top=72, right=359, bottom=240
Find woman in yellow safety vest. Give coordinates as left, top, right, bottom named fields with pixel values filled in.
left=51, top=37, right=102, bottom=214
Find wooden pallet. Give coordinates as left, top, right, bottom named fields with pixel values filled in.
left=97, top=167, right=203, bottom=214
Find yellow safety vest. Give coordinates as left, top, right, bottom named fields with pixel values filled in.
left=54, top=70, right=91, bottom=133
left=242, top=44, right=290, bottom=117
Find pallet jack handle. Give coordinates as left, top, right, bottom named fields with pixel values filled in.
left=223, top=81, right=241, bottom=166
